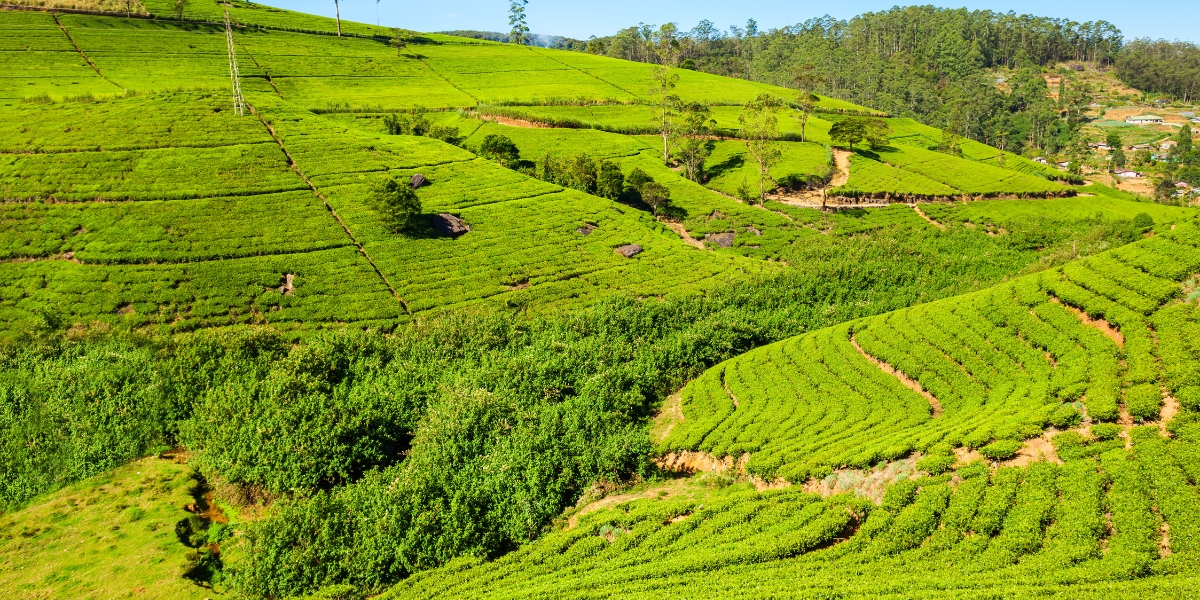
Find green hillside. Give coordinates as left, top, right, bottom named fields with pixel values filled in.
left=3, top=3, right=1200, bottom=599
left=385, top=218, right=1200, bottom=600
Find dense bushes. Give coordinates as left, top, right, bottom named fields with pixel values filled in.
left=0, top=214, right=1170, bottom=594
left=181, top=334, right=419, bottom=494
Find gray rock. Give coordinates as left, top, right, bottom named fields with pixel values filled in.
left=411, top=174, right=428, bottom=189
left=576, top=223, right=597, bottom=235
left=432, top=213, right=470, bottom=237
left=614, top=244, right=643, bottom=258
left=705, top=232, right=735, bottom=248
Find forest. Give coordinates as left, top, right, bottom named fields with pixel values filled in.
left=577, top=7, right=1137, bottom=155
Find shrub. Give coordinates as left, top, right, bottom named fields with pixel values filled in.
left=383, top=112, right=430, bottom=136
left=880, top=479, right=919, bottom=513
left=1091, top=423, right=1122, bottom=441
left=1132, top=212, right=1154, bottom=231
left=369, top=177, right=422, bottom=233
left=1051, top=431, right=1087, bottom=450
left=596, top=160, right=624, bottom=200
left=1177, top=386, right=1200, bottom=412
left=1049, top=403, right=1083, bottom=428
left=979, top=439, right=1023, bottom=461
left=1125, top=384, right=1162, bottom=421
left=915, top=452, right=955, bottom=475
left=479, top=134, right=520, bottom=167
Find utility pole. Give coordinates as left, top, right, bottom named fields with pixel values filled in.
left=224, top=6, right=245, bottom=116
left=334, top=0, right=342, bottom=36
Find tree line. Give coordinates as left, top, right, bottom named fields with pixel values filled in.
left=572, top=6, right=1128, bottom=157
left=1116, top=39, right=1200, bottom=102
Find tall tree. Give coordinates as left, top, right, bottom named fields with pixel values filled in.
left=790, top=63, right=822, bottom=143
left=675, top=102, right=715, bottom=182
left=650, top=65, right=680, bottom=165
left=509, top=1, right=530, bottom=46
left=829, top=119, right=868, bottom=152
left=739, top=93, right=784, bottom=203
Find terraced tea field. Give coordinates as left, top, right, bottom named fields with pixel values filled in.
left=391, top=216, right=1200, bottom=600
left=4, top=3, right=1200, bottom=599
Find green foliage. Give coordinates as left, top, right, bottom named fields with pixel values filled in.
left=181, top=334, right=415, bottom=494
left=479, top=134, right=521, bottom=168
left=1125, top=384, right=1163, bottom=422
left=830, top=119, right=868, bottom=151
left=979, top=439, right=1023, bottom=461
left=595, top=160, right=624, bottom=200
left=369, top=177, right=423, bottom=233
left=1091, top=423, right=1122, bottom=441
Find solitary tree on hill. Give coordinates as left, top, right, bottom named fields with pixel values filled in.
left=739, top=93, right=784, bottom=203
left=650, top=65, right=680, bottom=165
left=371, top=177, right=422, bottom=232
left=509, top=1, right=530, bottom=45
left=790, top=63, right=821, bottom=143
left=675, top=102, right=715, bottom=182
left=829, top=119, right=867, bottom=152
left=479, top=134, right=521, bottom=168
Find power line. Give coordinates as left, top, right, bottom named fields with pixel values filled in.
left=224, top=5, right=245, bottom=116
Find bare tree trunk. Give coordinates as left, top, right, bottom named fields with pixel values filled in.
left=334, top=0, right=341, bottom=36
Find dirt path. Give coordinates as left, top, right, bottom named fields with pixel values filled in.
left=850, top=333, right=943, bottom=417
left=650, top=392, right=685, bottom=443
left=911, top=204, right=945, bottom=229
left=829, top=149, right=851, bottom=188
left=659, top=218, right=706, bottom=249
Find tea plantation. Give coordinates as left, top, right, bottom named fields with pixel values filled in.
left=3, top=2, right=1200, bottom=599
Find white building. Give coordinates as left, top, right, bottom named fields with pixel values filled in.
left=1115, top=169, right=1144, bottom=179
left=1126, top=115, right=1166, bottom=125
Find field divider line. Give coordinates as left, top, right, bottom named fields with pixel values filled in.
left=0, top=243, right=355, bottom=266
left=0, top=186, right=313, bottom=205
left=0, top=140, right=285, bottom=156
left=232, top=35, right=285, bottom=100
left=51, top=13, right=124, bottom=92
left=849, top=331, right=943, bottom=417
left=410, top=55, right=479, bottom=105
left=526, top=46, right=639, bottom=98
left=249, top=104, right=411, bottom=314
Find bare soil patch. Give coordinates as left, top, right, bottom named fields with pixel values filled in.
left=1052, top=297, right=1124, bottom=348
left=850, top=333, right=942, bottom=417
left=1003, top=434, right=1063, bottom=467
left=492, top=116, right=548, bottom=129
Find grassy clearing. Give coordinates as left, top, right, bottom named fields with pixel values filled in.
left=0, top=456, right=212, bottom=600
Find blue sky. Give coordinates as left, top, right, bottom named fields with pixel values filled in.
left=271, top=0, right=1197, bottom=42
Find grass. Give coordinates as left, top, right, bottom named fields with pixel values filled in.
left=0, top=456, right=213, bottom=600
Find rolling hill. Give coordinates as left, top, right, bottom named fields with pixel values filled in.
left=3, top=2, right=1200, bottom=599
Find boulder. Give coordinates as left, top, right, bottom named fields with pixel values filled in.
left=576, top=223, right=597, bottom=236
left=411, top=174, right=428, bottom=189
left=614, top=244, right=643, bottom=258
left=705, top=232, right=735, bottom=248
left=432, top=213, right=470, bottom=237
left=746, top=227, right=762, bottom=237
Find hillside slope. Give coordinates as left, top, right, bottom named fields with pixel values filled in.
left=386, top=217, right=1200, bottom=600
